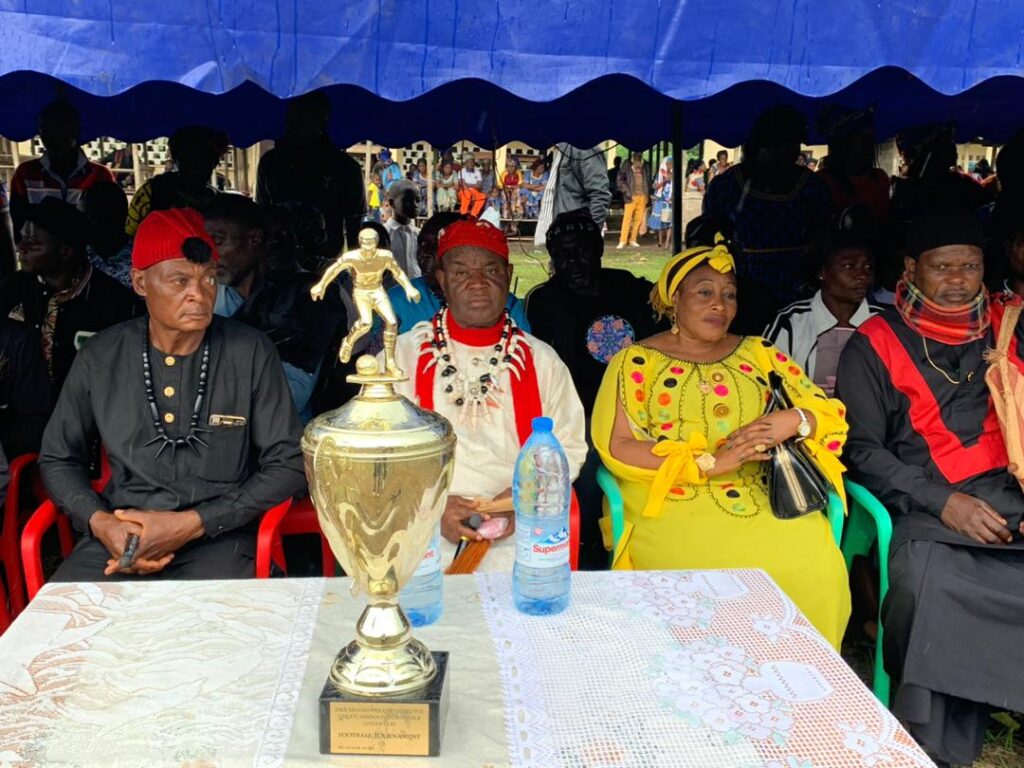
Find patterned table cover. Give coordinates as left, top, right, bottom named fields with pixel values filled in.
left=0, top=571, right=934, bottom=768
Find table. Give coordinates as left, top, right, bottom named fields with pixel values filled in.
left=0, top=571, right=935, bottom=767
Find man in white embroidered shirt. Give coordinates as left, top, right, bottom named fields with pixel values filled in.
left=393, top=218, right=587, bottom=570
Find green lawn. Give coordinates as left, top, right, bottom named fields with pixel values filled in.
left=508, top=240, right=670, bottom=299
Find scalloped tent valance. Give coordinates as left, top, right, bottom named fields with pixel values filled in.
left=1, top=1, right=1023, bottom=145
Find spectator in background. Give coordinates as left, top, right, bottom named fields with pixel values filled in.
left=816, top=105, right=889, bottom=228
left=388, top=212, right=530, bottom=333
left=458, top=155, right=488, bottom=217
left=9, top=101, right=114, bottom=262
left=0, top=179, right=13, bottom=279
left=891, top=123, right=991, bottom=228
left=535, top=144, right=613, bottom=247
left=706, top=149, right=730, bottom=184
left=616, top=151, right=651, bottom=249
left=0, top=320, right=52, bottom=457
left=126, top=126, right=228, bottom=237
left=256, top=92, right=365, bottom=255
left=384, top=179, right=422, bottom=278
left=366, top=172, right=383, bottom=222
left=608, top=156, right=623, bottom=206
left=685, top=158, right=706, bottom=193
left=703, top=105, right=832, bottom=309
left=520, top=157, right=549, bottom=219
left=436, top=161, right=458, bottom=213
left=375, top=149, right=404, bottom=193
left=479, top=157, right=497, bottom=210
left=206, top=196, right=343, bottom=421
left=501, top=157, right=523, bottom=219
left=0, top=198, right=138, bottom=392
left=412, top=158, right=430, bottom=216
left=84, top=181, right=133, bottom=289
left=764, top=227, right=883, bottom=397
left=648, top=157, right=675, bottom=249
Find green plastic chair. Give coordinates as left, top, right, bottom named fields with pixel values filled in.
left=594, top=463, right=845, bottom=557
left=841, top=478, right=893, bottom=708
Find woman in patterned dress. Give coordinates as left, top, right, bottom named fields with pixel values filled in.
left=591, top=237, right=851, bottom=648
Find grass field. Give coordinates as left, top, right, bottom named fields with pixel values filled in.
left=508, top=239, right=669, bottom=299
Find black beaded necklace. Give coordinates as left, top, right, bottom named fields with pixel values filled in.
left=429, top=306, right=514, bottom=407
left=142, top=329, right=212, bottom=459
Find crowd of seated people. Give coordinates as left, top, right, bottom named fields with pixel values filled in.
left=2, top=93, right=1023, bottom=768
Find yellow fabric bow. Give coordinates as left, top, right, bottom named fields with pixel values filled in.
left=657, top=234, right=737, bottom=306
left=643, top=432, right=709, bottom=517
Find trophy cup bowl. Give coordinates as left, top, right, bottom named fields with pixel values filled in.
left=303, top=357, right=456, bottom=755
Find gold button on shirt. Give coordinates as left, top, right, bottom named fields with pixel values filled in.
left=165, top=356, right=176, bottom=366
left=164, top=386, right=175, bottom=397
left=164, top=413, right=175, bottom=424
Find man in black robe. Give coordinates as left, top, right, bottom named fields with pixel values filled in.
left=40, top=207, right=306, bottom=581
left=837, top=210, right=1024, bottom=767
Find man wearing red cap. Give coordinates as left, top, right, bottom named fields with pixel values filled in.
left=393, top=218, right=587, bottom=570
left=39, top=208, right=306, bottom=581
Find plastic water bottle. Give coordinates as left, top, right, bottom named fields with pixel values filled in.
left=512, top=416, right=572, bottom=615
left=399, top=525, right=443, bottom=626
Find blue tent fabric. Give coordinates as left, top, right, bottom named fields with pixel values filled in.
left=1, top=2, right=1024, bottom=145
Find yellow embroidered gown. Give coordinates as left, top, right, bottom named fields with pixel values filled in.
left=592, top=336, right=851, bottom=648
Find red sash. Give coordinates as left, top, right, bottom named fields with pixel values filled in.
left=860, top=316, right=1007, bottom=483
left=414, top=316, right=543, bottom=447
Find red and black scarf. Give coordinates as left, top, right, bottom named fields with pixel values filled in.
left=895, top=279, right=990, bottom=345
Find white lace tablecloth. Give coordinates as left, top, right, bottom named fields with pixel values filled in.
left=0, top=571, right=934, bottom=767
left=478, top=570, right=934, bottom=768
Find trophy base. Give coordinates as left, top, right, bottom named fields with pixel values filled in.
left=319, top=651, right=449, bottom=756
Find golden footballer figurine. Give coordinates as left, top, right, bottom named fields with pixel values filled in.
left=311, top=227, right=420, bottom=377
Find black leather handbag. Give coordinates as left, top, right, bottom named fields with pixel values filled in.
left=765, top=372, right=831, bottom=519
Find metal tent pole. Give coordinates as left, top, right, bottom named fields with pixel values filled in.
left=672, top=102, right=683, bottom=254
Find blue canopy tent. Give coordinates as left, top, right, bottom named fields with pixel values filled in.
left=2, top=0, right=1024, bottom=249
left=2, top=1, right=1024, bottom=146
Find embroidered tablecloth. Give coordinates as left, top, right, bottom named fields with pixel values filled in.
left=478, top=570, right=934, bottom=768
left=0, top=572, right=934, bottom=767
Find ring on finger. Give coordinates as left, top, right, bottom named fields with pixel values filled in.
left=754, top=444, right=767, bottom=453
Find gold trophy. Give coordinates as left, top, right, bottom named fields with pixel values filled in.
left=307, top=229, right=454, bottom=756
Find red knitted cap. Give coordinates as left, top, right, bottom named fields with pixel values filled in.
left=437, top=218, right=509, bottom=261
left=132, top=207, right=219, bottom=270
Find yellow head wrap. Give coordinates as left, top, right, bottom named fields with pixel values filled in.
left=652, top=234, right=736, bottom=317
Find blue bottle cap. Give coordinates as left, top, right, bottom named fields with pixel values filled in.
left=532, top=416, right=553, bottom=432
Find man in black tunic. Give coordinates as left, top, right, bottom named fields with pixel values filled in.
left=40, top=207, right=306, bottom=581
left=837, top=211, right=1024, bottom=767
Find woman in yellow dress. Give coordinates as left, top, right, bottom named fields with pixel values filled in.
left=592, top=237, right=851, bottom=648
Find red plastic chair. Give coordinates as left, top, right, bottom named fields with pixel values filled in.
left=21, top=500, right=76, bottom=600
left=569, top=490, right=580, bottom=571
left=20, top=449, right=111, bottom=601
left=255, top=497, right=336, bottom=578
left=255, top=492, right=581, bottom=576
left=2, top=453, right=40, bottom=618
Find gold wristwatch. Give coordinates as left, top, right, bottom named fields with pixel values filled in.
left=795, top=408, right=812, bottom=441
left=695, top=452, right=717, bottom=475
